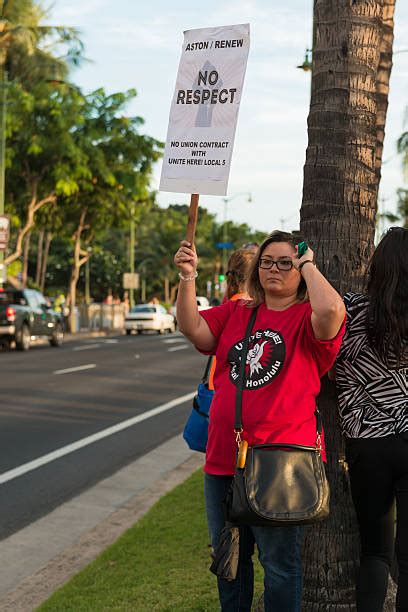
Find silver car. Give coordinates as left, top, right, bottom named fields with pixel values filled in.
left=125, top=304, right=176, bottom=335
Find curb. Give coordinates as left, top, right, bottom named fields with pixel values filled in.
left=0, top=449, right=203, bottom=611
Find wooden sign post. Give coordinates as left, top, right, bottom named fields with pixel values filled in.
left=186, top=193, right=199, bottom=244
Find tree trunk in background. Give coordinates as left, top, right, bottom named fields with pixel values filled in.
left=375, top=1, right=395, bottom=186
left=164, top=276, right=170, bottom=304
left=40, top=231, right=52, bottom=292
left=35, top=228, right=44, bottom=286
left=68, top=210, right=89, bottom=333
left=300, top=2, right=389, bottom=610
left=21, top=231, right=31, bottom=287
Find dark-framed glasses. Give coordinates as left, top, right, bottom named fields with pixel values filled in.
left=259, top=258, right=294, bottom=271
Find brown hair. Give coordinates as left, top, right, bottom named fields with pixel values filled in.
left=226, top=247, right=257, bottom=299
left=246, top=230, right=307, bottom=306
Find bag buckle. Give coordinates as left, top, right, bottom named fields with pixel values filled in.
left=234, top=428, right=243, bottom=447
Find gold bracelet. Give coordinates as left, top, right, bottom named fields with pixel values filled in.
left=178, top=271, right=198, bottom=281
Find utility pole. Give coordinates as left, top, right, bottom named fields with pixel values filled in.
left=129, top=203, right=135, bottom=308
left=0, top=70, right=8, bottom=287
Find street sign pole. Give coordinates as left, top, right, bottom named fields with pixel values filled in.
left=129, top=203, right=135, bottom=308
left=0, top=70, right=7, bottom=287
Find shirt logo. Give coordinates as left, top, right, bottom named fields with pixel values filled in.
left=228, top=328, right=286, bottom=389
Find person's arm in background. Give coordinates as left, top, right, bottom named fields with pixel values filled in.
left=174, top=240, right=216, bottom=352
left=295, top=247, right=345, bottom=340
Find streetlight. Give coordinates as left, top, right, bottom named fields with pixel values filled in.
left=0, top=71, right=8, bottom=287
left=221, top=192, right=252, bottom=274
left=129, top=202, right=136, bottom=309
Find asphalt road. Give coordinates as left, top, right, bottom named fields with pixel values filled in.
left=0, top=331, right=205, bottom=540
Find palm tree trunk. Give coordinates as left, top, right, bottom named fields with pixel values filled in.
left=375, top=0, right=395, bottom=184
left=299, top=2, right=385, bottom=610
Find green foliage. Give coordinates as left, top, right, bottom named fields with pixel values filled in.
left=38, top=470, right=263, bottom=611
left=1, top=0, right=83, bottom=90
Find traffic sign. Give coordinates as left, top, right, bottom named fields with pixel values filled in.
left=123, top=272, right=139, bottom=289
left=216, top=241, right=233, bottom=249
left=0, top=215, right=10, bottom=251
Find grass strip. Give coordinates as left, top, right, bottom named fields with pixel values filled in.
left=37, top=469, right=262, bottom=611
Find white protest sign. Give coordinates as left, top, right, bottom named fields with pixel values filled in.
left=160, top=23, right=250, bottom=196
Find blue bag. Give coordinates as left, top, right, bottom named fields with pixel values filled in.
left=183, top=357, right=214, bottom=452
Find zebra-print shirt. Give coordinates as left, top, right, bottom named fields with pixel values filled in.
left=336, top=292, right=408, bottom=439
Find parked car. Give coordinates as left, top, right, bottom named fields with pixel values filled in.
left=0, top=288, right=64, bottom=350
left=124, top=304, right=176, bottom=335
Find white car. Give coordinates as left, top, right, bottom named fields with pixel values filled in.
left=170, top=295, right=210, bottom=318
left=125, top=304, right=176, bottom=335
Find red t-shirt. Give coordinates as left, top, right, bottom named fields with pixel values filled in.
left=198, top=300, right=345, bottom=475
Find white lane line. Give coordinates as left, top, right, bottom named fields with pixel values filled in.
left=0, top=391, right=195, bottom=485
left=73, top=344, right=101, bottom=352
left=167, top=345, right=189, bottom=352
left=103, top=339, right=119, bottom=344
left=54, top=364, right=96, bottom=375
left=162, top=338, right=186, bottom=344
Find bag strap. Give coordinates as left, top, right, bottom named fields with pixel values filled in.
left=234, top=306, right=323, bottom=449
left=234, top=306, right=259, bottom=433
left=202, top=355, right=214, bottom=384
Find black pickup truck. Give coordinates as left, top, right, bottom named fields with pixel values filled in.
left=0, top=288, right=64, bottom=350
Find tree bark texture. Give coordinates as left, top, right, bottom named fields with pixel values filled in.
left=374, top=0, right=395, bottom=184
left=21, top=230, right=31, bottom=287
left=40, top=231, right=52, bottom=292
left=35, top=228, right=44, bottom=286
left=301, top=0, right=383, bottom=296
left=69, top=210, right=89, bottom=333
left=4, top=188, right=55, bottom=266
left=299, top=2, right=394, bottom=611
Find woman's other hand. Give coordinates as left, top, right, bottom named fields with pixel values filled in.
left=174, top=240, right=198, bottom=276
left=293, top=245, right=315, bottom=270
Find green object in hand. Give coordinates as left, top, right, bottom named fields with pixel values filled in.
left=297, top=241, right=308, bottom=257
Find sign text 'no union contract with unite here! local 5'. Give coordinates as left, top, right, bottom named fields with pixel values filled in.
left=159, top=24, right=250, bottom=196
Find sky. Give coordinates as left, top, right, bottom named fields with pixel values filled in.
left=50, top=0, right=408, bottom=233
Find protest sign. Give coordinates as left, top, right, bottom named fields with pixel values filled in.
left=160, top=24, right=250, bottom=198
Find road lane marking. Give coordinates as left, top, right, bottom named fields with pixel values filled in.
left=73, top=344, right=101, bottom=351
left=104, top=339, right=119, bottom=344
left=162, top=338, right=186, bottom=344
left=167, top=345, right=189, bottom=352
left=54, top=364, right=96, bottom=375
left=0, top=391, right=195, bottom=485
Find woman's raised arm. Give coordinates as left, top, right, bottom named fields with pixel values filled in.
left=295, top=247, right=345, bottom=340
left=174, top=240, right=216, bottom=352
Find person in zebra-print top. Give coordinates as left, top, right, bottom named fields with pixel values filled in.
left=336, top=227, right=408, bottom=612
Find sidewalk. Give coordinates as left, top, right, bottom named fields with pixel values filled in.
left=0, top=435, right=203, bottom=612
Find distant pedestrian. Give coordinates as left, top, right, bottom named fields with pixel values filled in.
left=174, top=230, right=345, bottom=611
left=335, top=227, right=408, bottom=612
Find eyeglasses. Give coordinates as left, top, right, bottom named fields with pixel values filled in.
left=259, top=258, right=294, bottom=271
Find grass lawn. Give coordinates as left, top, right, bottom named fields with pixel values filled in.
left=37, top=469, right=263, bottom=611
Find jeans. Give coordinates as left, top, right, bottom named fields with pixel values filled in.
left=204, top=473, right=303, bottom=612
left=346, top=433, right=408, bottom=612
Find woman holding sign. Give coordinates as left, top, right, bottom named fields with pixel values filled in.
left=174, top=230, right=345, bottom=611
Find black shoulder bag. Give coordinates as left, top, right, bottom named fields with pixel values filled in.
left=224, top=306, right=330, bottom=526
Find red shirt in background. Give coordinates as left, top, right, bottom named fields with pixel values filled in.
left=198, top=300, right=345, bottom=475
